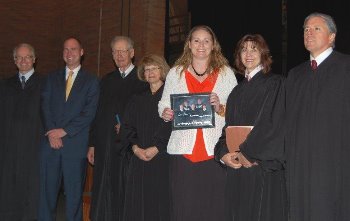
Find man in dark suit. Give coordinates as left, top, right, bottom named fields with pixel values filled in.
left=87, top=36, right=147, bottom=221
left=0, top=43, right=43, bottom=221
left=285, top=12, right=350, bottom=221
left=38, top=37, right=99, bottom=221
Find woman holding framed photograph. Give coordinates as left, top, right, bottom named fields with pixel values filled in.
left=158, top=25, right=237, bottom=221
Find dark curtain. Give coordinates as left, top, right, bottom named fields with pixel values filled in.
left=189, top=0, right=282, bottom=77
left=287, top=0, right=350, bottom=71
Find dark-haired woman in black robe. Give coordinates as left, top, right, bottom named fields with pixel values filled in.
left=215, top=34, right=287, bottom=221
left=120, top=54, right=171, bottom=221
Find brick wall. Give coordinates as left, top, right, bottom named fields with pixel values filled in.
left=0, top=0, right=166, bottom=79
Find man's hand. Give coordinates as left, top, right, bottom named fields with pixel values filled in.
left=48, top=136, right=63, bottom=149
left=87, top=147, right=95, bottom=165
left=114, top=124, right=121, bottom=134
left=46, top=128, right=67, bottom=138
left=45, top=129, right=65, bottom=149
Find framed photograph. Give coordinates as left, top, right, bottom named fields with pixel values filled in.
left=170, top=92, right=215, bottom=130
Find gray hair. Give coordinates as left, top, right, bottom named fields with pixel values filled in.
left=304, top=12, right=337, bottom=47
left=110, top=36, right=134, bottom=49
left=13, top=43, right=36, bottom=60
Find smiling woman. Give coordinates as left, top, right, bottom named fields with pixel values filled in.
left=215, top=34, right=287, bottom=221
left=120, top=54, right=171, bottom=221
left=158, top=25, right=238, bottom=221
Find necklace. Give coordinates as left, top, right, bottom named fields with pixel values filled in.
left=192, top=64, right=208, bottom=77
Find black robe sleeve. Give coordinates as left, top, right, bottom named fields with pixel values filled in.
left=119, top=95, right=139, bottom=156
left=214, top=103, right=233, bottom=164
left=88, top=77, right=103, bottom=147
left=151, top=121, right=172, bottom=152
left=239, top=76, right=286, bottom=171
left=215, top=75, right=286, bottom=171
left=120, top=86, right=171, bottom=155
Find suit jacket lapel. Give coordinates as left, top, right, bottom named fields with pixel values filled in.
left=56, top=69, right=66, bottom=101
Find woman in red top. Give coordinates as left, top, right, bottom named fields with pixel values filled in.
left=159, top=25, right=237, bottom=221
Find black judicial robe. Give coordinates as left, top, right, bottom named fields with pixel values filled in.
left=0, top=73, right=43, bottom=221
left=215, top=72, right=287, bottom=221
left=121, top=85, right=171, bottom=221
left=89, top=68, right=148, bottom=221
left=285, top=51, right=350, bottom=221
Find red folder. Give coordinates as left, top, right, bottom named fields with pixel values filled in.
left=225, top=126, right=253, bottom=153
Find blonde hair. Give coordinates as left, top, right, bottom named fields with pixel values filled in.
left=137, top=54, right=170, bottom=82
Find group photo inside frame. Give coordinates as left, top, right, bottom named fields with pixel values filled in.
left=170, top=92, right=215, bottom=130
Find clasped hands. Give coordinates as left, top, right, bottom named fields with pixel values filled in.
left=132, top=145, right=159, bottom=161
left=221, top=151, right=258, bottom=169
left=45, top=128, right=67, bottom=149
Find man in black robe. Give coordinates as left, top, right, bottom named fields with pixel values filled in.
left=0, top=43, right=43, bottom=221
left=87, top=36, right=148, bottom=221
left=285, top=12, right=350, bottom=221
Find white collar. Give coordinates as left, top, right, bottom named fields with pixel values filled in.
left=310, top=47, right=333, bottom=66
left=18, top=68, right=35, bottom=81
left=118, top=63, right=135, bottom=77
left=245, top=65, right=263, bottom=80
left=66, top=65, right=81, bottom=76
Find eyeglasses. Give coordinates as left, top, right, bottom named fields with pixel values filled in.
left=144, top=67, right=160, bottom=73
left=15, top=55, right=33, bottom=62
left=112, top=49, right=129, bottom=56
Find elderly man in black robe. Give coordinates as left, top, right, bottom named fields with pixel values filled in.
left=0, top=43, right=43, bottom=221
left=87, top=36, right=147, bottom=221
left=285, top=12, right=350, bottom=221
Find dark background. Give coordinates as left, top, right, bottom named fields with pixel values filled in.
left=188, top=0, right=350, bottom=76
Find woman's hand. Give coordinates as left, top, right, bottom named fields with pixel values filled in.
left=161, top=107, right=174, bottom=122
left=132, top=145, right=159, bottom=161
left=236, top=152, right=258, bottom=168
left=221, top=152, right=242, bottom=169
left=144, top=146, right=159, bottom=161
left=210, top=92, right=221, bottom=112
left=132, top=145, right=148, bottom=161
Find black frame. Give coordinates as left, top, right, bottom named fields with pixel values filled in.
left=170, top=92, right=215, bottom=130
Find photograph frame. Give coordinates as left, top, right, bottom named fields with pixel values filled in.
left=170, top=92, right=215, bottom=130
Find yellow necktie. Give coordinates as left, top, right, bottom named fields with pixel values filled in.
left=65, top=70, right=74, bottom=100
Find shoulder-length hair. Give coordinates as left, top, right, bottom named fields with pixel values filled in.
left=234, top=34, right=272, bottom=75
left=173, top=25, right=229, bottom=75
left=137, top=54, right=170, bottom=82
